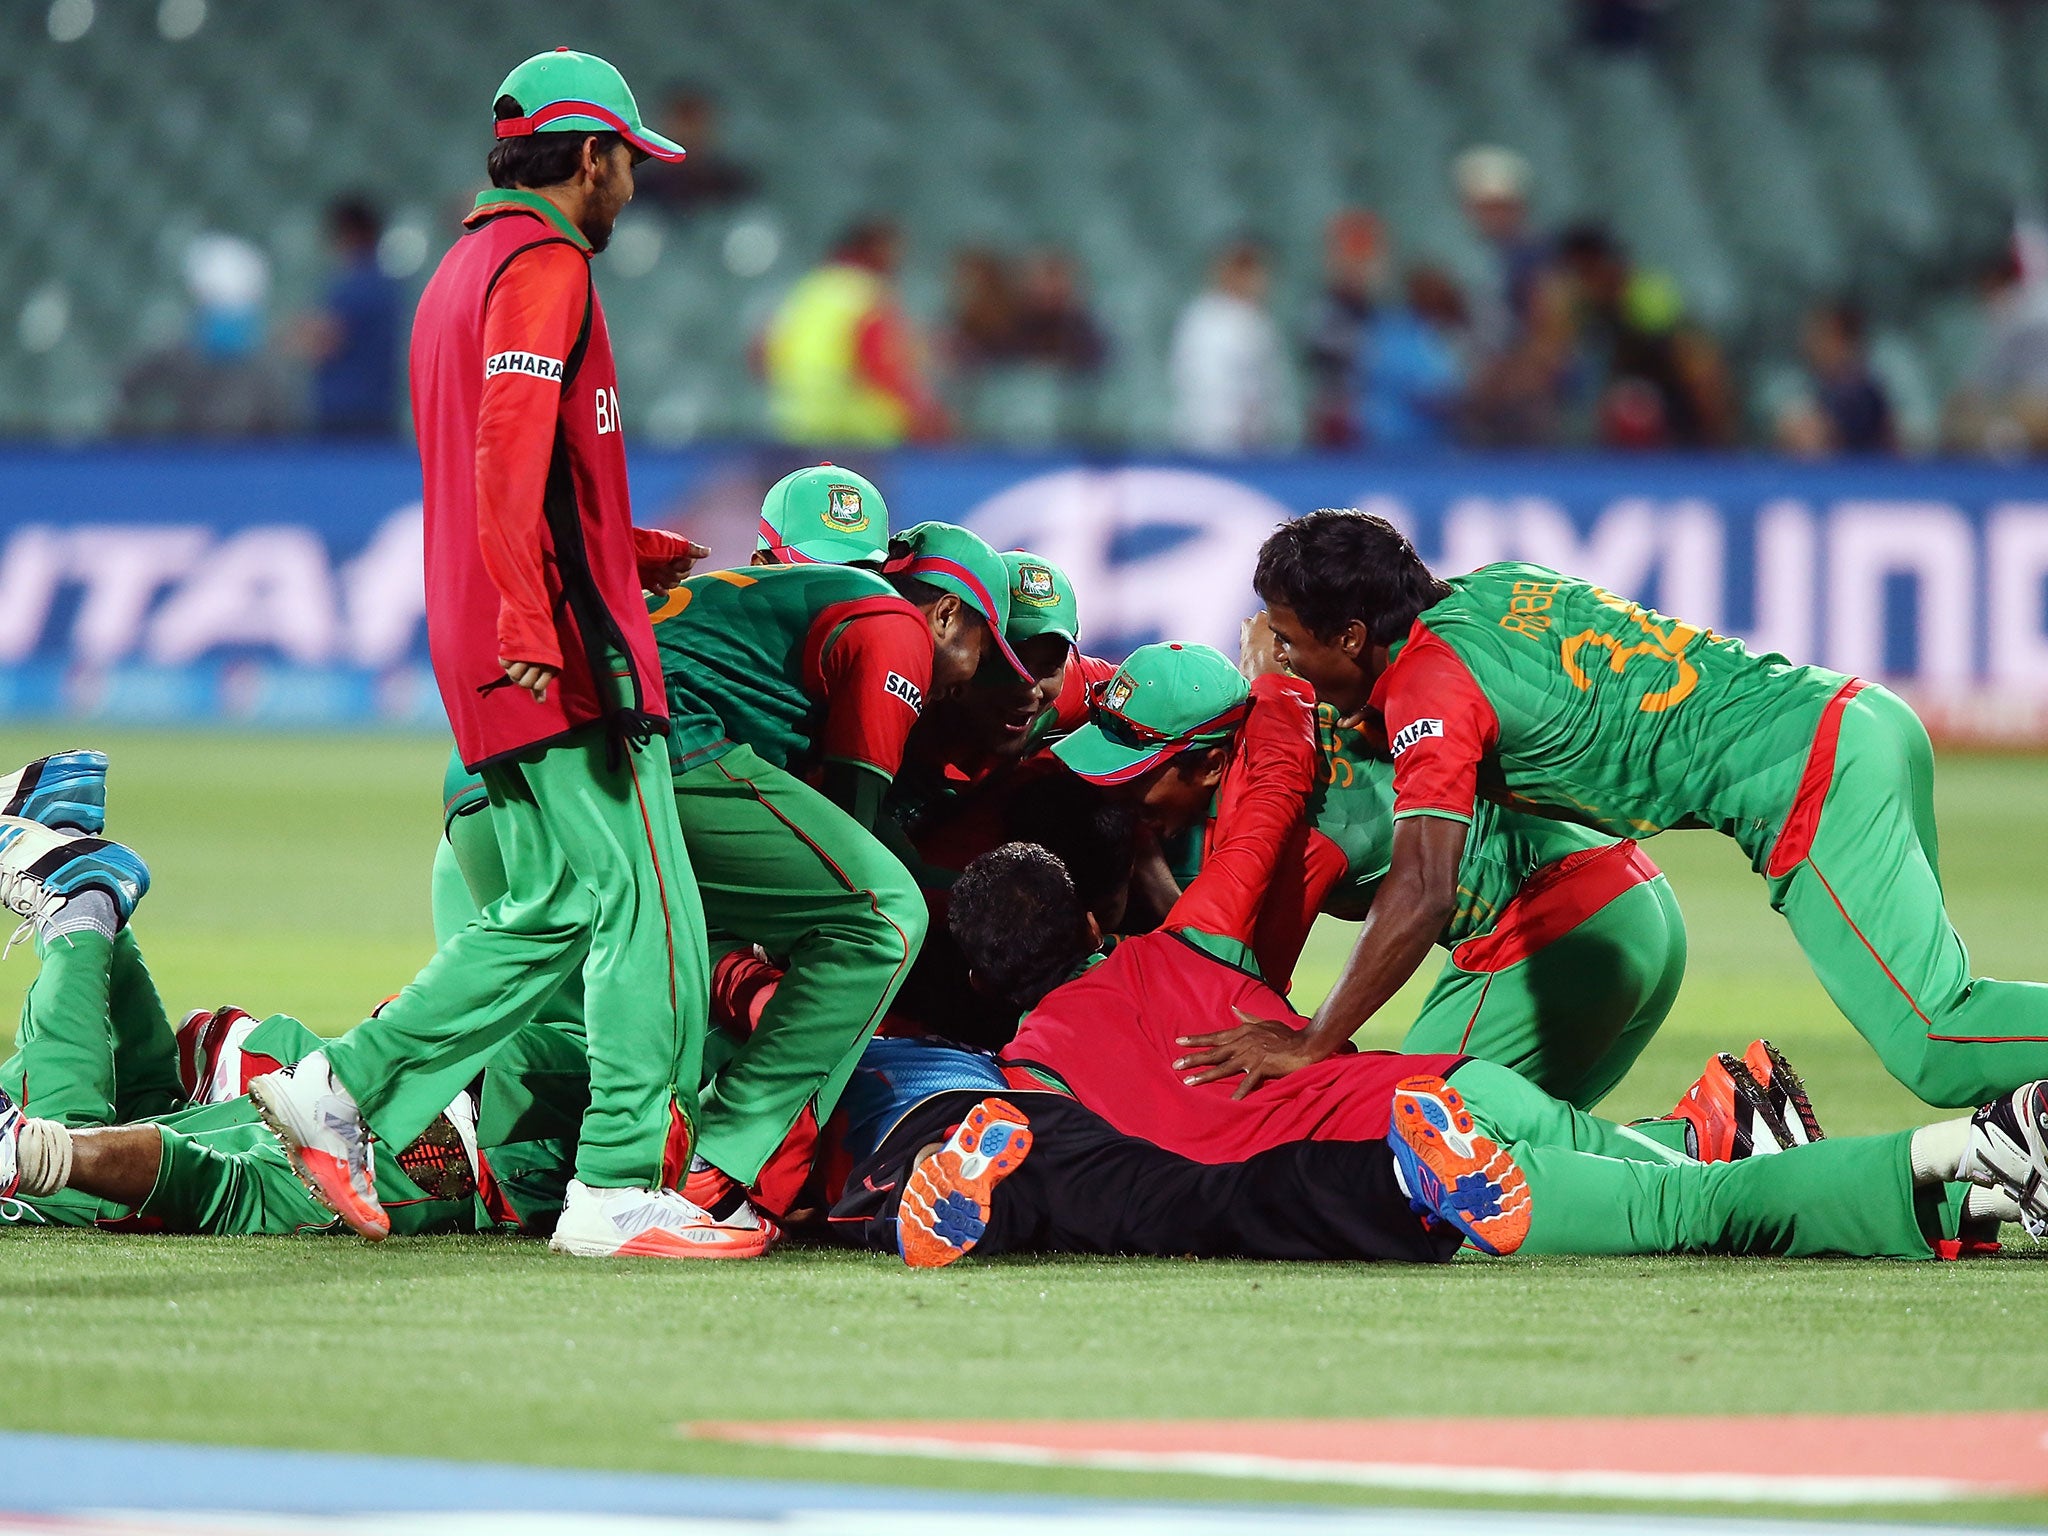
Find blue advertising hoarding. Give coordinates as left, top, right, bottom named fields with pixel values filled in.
left=5, top=446, right=2048, bottom=739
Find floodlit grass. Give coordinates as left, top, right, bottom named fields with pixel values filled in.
left=3, top=730, right=2047, bottom=1521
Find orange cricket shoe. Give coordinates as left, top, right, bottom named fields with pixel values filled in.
left=1387, top=1074, right=1532, bottom=1256
left=897, top=1097, right=1034, bottom=1268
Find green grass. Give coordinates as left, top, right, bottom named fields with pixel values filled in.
left=4, top=729, right=2048, bottom=1522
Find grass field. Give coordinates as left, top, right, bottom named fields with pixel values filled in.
left=4, top=729, right=2048, bottom=1523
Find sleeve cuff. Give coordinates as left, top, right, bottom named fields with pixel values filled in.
left=1392, top=805, right=1474, bottom=826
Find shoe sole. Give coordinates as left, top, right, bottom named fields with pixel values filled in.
left=547, top=1225, right=769, bottom=1259
left=1389, top=1075, right=1531, bottom=1257
left=899, top=1098, right=1035, bottom=1268
left=248, top=1077, right=390, bottom=1242
left=1748, top=1039, right=1825, bottom=1144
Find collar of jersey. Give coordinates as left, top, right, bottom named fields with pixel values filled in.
left=1367, top=619, right=1426, bottom=714
left=465, top=189, right=593, bottom=252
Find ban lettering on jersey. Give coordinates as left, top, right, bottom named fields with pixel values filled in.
left=1390, top=718, right=1443, bottom=757
left=885, top=671, right=925, bottom=713
left=483, top=350, right=564, bottom=382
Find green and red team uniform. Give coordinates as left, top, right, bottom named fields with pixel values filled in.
left=0, top=923, right=577, bottom=1236
left=318, top=187, right=706, bottom=1195
left=1168, top=703, right=1685, bottom=1113
left=1002, top=707, right=1972, bottom=1260
left=1373, top=562, right=2048, bottom=1107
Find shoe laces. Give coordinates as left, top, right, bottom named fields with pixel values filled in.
left=0, top=868, right=58, bottom=961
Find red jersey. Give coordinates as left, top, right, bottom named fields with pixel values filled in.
left=410, top=191, right=669, bottom=769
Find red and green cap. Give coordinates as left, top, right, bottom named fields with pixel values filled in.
left=887, top=521, right=1031, bottom=679
left=758, top=463, right=890, bottom=566
left=492, top=48, right=685, bottom=163
left=1002, top=551, right=1080, bottom=649
left=1054, top=642, right=1249, bottom=785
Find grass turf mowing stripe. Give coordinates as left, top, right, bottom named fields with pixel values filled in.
left=683, top=1415, right=2048, bottom=1505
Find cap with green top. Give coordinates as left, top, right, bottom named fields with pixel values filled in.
left=758, top=463, right=890, bottom=566
left=886, top=521, right=1030, bottom=679
left=493, top=48, right=685, bottom=163
left=1001, top=551, right=1080, bottom=650
left=1054, top=642, right=1249, bottom=785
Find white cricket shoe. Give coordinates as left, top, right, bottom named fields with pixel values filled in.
left=1960, top=1081, right=2048, bottom=1239
left=248, top=1051, right=387, bottom=1240
left=548, top=1179, right=768, bottom=1259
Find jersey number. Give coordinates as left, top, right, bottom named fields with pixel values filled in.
left=1559, top=588, right=1700, bottom=714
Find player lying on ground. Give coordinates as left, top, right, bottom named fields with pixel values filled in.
left=954, top=839, right=2046, bottom=1259
left=1059, top=637, right=1687, bottom=1116
left=1200, top=507, right=2048, bottom=1110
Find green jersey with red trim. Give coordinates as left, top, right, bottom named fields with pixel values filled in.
left=651, top=563, right=933, bottom=782
left=1376, top=563, right=1846, bottom=867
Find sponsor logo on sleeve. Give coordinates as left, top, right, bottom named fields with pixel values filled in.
left=484, top=350, right=565, bottom=382
left=1389, top=718, right=1443, bottom=757
left=884, top=671, right=924, bottom=712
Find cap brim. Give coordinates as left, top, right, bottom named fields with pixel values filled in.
left=759, top=531, right=886, bottom=565
left=987, top=620, right=1034, bottom=681
left=1006, top=619, right=1078, bottom=650
left=624, top=126, right=687, bottom=162
left=1053, top=724, right=1174, bottom=785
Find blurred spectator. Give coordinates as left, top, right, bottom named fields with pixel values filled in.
left=1357, top=267, right=1470, bottom=451
left=116, top=234, right=297, bottom=438
left=1944, top=247, right=2048, bottom=456
left=1581, top=0, right=1663, bottom=50
left=1454, top=146, right=1572, bottom=445
left=1169, top=240, right=1292, bottom=454
left=297, top=196, right=401, bottom=437
left=1774, top=304, right=1895, bottom=457
left=762, top=218, right=949, bottom=446
left=945, top=247, right=1020, bottom=372
left=1553, top=224, right=1736, bottom=448
left=637, top=88, right=759, bottom=215
left=1304, top=209, right=1385, bottom=448
left=1010, top=250, right=1107, bottom=374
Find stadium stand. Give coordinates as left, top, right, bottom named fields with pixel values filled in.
left=7, top=0, right=2048, bottom=446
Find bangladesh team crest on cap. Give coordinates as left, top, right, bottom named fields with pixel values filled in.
left=1104, top=675, right=1137, bottom=711
left=1012, top=562, right=1059, bottom=607
left=824, top=485, right=869, bottom=532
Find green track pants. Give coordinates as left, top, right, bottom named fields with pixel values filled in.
left=325, top=729, right=704, bottom=1189
left=4, top=929, right=181, bottom=1128
left=1453, top=1059, right=1944, bottom=1259
left=1402, top=874, right=1687, bottom=1112
left=1766, top=685, right=2048, bottom=1107
left=674, top=745, right=927, bottom=1184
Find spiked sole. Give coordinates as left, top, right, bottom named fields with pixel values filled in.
left=1389, top=1075, right=1532, bottom=1257
left=247, top=1077, right=389, bottom=1241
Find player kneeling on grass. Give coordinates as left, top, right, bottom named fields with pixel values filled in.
left=959, top=842, right=2048, bottom=1260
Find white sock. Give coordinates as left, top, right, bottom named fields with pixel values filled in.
left=1964, top=1185, right=2022, bottom=1224
left=1909, top=1119, right=1971, bottom=1185
left=37, top=889, right=117, bottom=945
left=15, top=1119, right=73, bottom=1197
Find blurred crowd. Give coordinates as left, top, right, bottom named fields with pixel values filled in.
left=117, top=84, right=2048, bottom=462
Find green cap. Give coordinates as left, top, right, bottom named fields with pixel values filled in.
left=1053, top=642, right=1249, bottom=785
left=758, top=463, right=890, bottom=566
left=1001, top=551, right=1080, bottom=649
left=887, top=521, right=1030, bottom=678
left=493, top=48, right=685, bottom=163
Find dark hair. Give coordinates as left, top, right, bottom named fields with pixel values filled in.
left=328, top=195, right=383, bottom=247
left=1557, top=222, right=1623, bottom=265
left=487, top=95, right=624, bottom=189
left=949, top=842, right=1094, bottom=1011
left=1002, top=774, right=1136, bottom=920
left=1254, top=508, right=1450, bottom=645
left=834, top=218, right=901, bottom=264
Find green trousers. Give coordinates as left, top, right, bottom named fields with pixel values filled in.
left=1453, top=1059, right=1943, bottom=1259
left=1403, top=874, right=1687, bottom=1112
left=325, top=729, right=704, bottom=1188
left=4, top=929, right=183, bottom=1128
left=1766, top=685, right=2048, bottom=1107
left=674, top=745, right=928, bottom=1184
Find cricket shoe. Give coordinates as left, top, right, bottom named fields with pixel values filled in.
left=0, top=1086, right=20, bottom=1199
left=247, top=1051, right=388, bottom=1240
left=1744, top=1039, right=1825, bottom=1146
left=683, top=1157, right=782, bottom=1247
left=1959, top=1081, right=2048, bottom=1240
left=1663, top=1053, right=1793, bottom=1163
left=0, top=816, right=149, bottom=933
left=174, top=1005, right=266, bottom=1105
left=1388, top=1074, right=1532, bottom=1256
left=0, top=750, right=107, bottom=835
left=897, top=1097, right=1034, bottom=1268
left=548, top=1179, right=769, bottom=1259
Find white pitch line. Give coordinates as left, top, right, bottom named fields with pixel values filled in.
left=703, top=1431, right=2020, bottom=1507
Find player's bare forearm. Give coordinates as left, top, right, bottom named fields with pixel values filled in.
left=1307, top=815, right=1467, bottom=1049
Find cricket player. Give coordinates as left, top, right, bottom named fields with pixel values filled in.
left=752, top=462, right=891, bottom=568
left=1067, top=639, right=1687, bottom=1115
left=1192, top=507, right=2048, bottom=1110
left=958, top=839, right=2048, bottom=1261
left=246, top=49, right=752, bottom=1259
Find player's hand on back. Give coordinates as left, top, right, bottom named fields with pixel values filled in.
left=1174, top=1006, right=1328, bottom=1099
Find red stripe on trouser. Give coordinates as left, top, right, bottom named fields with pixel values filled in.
left=1455, top=973, right=1494, bottom=1054
left=1807, top=855, right=2048, bottom=1045
left=1765, top=677, right=1868, bottom=879
left=626, top=746, right=691, bottom=1180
